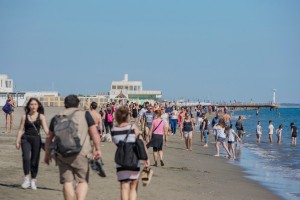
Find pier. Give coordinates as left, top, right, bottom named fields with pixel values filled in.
left=216, top=103, right=280, bottom=110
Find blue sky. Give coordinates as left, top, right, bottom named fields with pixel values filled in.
left=1, top=0, right=299, bottom=103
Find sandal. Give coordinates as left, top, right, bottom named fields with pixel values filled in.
left=141, top=167, right=153, bottom=186
left=160, top=160, right=165, bottom=166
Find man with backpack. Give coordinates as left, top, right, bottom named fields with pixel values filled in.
left=44, top=95, right=101, bottom=200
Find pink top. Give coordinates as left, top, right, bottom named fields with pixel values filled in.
left=152, top=118, right=165, bottom=135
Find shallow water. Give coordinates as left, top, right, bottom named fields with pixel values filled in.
left=229, top=108, right=300, bottom=200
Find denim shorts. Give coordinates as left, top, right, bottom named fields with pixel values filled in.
left=217, top=137, right=226, bottom=143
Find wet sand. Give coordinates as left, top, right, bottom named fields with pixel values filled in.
left=0, top=107, right=282, bottom=200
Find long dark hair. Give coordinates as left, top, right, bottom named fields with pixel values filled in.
left=24, top=98, right=45, bottom=114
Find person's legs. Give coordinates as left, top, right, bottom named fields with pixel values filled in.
left=129, top=180, right=138, bottom=200
left=158, top=150, right=163, bottom=162
left=189, top=134, right=193, bottom=150
left=214, top=142, right=220, bottom=156
left=21, top=136, right=31, bottom=177
left=75, top=181, right=89, bottom=200
left=5, top=114, right=9, bottom=132
left=269, top=134, right=273, bottom=144
left=9, top=113, right=13, bottom=133
left=21, top=135, right=31, bottom=188
left=164, top=127, right=168, bottom=146
left=104, top=122, right=109, bottom=134
left=203, top=130, right=208, bottom=146
left=184, top=136, right=189, bottom=149
left=120, top=182, right=130, bottom=200
left=153, top=148, right=158, bottom=166
left=170, top=119, right=175, bottom=134
left=30, top=136, right=41, bottom=179
left=145, top=127, right=150, bottom=143
left=200, top=130, right=203, bottom=142
left=108, top=122, right=113, bottom=134
left=231, top=144, right=236, bottom=159
left=173, top=119, right=178, bottom=134
left=221, top=142, right=231, bottom=157
left=63, top=182, right=75, bottom=200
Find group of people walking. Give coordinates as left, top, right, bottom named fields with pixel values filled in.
left=1, top=94, right=298, bottom=200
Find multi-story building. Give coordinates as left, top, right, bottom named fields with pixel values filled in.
left=109, top=74, right=162, bottom=104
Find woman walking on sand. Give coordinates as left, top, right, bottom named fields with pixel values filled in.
left=147, top=110, right=165, bottom=167
left=15, top=98, right=49, bottom=189
left=213, top=119, right=231, bottom=158
left=111, top=106, right=150, bottom=200
left=3, top=94, right=16, bottom=133
left=160, top=107, right=169, bottom=146
left=181, top=113, right=194, bottom=151
left=170, top=106, right=179, bottom=135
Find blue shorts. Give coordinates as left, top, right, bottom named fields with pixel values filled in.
left=217, top=137, right=226, bottom=143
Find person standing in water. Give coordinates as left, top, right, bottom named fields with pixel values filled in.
left=276, top=124, right=283, bottom=144
left=290, top=122, right=298, bottom=145
left=268, top=120, right=274, bottom=144
left=256, top=121, right=262, bottom=144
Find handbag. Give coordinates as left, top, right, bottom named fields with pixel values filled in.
left=135, top=134, right=148, bottom=160
left=115, top=125, right=139, bottom=169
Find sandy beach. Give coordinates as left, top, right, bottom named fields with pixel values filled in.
left=0, top=107, right=283, bottom=200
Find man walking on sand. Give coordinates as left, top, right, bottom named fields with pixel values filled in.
left=44, top=95, right=101, bottom=200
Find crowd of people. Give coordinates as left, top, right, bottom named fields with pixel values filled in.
left=0, top=94, right=298, bottom=200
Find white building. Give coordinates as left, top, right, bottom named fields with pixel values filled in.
left=109, top=74, right=162, bottom=104
left=0, top=74, right=13, bottom=93
left=1, top=74, right=60, bottom=106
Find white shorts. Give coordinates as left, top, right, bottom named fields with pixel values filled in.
left=183, top=131, right=193, bottom=138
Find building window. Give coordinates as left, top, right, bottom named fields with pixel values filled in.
left=125, top=86, right=128, bottom=90
left=5, top=80, right=12, bottom=88
left=117, top=85, right=123, bottom=89
left=129, top=86, right=133, bottom=91
left=112, top=85, right=116, bottom=89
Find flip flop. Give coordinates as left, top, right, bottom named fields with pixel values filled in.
left=141, top=167, right=153, bottom=186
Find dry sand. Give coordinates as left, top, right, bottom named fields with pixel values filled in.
left=0, top=107, right=282, bottom=200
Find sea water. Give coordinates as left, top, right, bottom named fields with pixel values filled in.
left=228, top=108, right=300, bottom=200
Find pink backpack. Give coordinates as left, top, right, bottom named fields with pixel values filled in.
left=106, top=111, right=113, bottom=123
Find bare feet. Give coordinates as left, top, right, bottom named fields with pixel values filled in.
left=214, top=154, right=220, bottom=157
left=203, top=144, right=208, bottom=147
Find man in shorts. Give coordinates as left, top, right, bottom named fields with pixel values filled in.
left=44, top=95, right=101, bottom=200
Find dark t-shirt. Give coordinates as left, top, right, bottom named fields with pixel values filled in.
left=235, top=120, right=244, bottom=130
left=49, top=111, right=95, bottom=132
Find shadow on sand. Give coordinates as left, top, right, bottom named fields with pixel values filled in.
left=0, top=183, right=61, bottom=191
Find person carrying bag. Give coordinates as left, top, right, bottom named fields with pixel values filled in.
left=111, top=106, right=150, bottom=200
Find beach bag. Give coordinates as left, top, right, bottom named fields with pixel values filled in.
left=135, top=134, right=148, bottom=160
left=2, top=102, right=12, bottom=114
left=50, top=110, right=87, bottom=157
left=115, top=125, right=139, bottom=169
